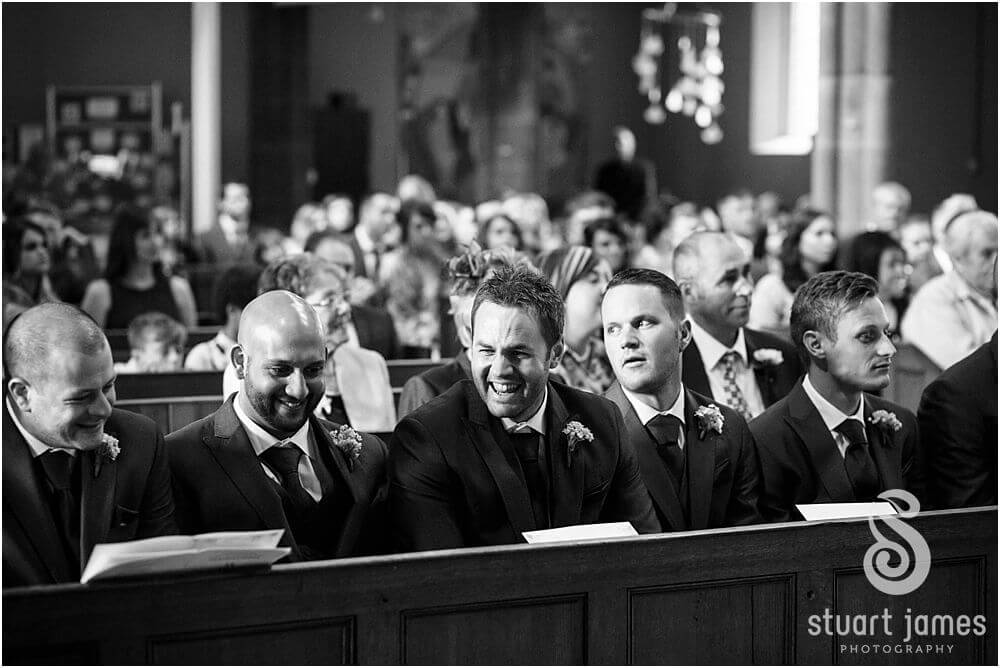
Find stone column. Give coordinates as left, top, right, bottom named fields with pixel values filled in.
left=191, top=2, right=221, bottom=234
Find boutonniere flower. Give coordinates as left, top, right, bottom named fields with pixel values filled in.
left=93, top=433, right=120, bottom=478
left=694, top=404, right=725, bottom=439
left=752, top=348, right=784, bottom=367
left=330, top=425, right=363, bottom=470
left=562, top=420, right=594, bottom=468
left=869, top=410, right=902, bottom=435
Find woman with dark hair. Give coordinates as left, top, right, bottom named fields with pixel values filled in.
left=478, top=212, right=523, bottom=251
left=537, top=245, right=615, bottom=394
left=80, top=205, right=197, bottom=329
left=2, top=218, right=59, bottom=307
left=749, top=208, right=838, bottom=337
left=583, top=216, right=629, bottom=273
left=842, top=231, right=910, bottom=340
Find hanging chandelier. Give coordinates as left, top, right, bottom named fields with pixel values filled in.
left=632, top=3, right=724, bottom=144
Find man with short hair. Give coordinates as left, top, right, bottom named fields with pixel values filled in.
left=389, top=265, right=660, bottom=550
left=866, top=181, right=911, bottom=233
left=4, top=303, right=177, bottom=585
left=350, top=192, right=399, bottom=279
left=901, top=210, right=998, bottom=370
left=194, top=182, right=256, bottom=266
left=167, top=291, right=388, bottom=560
left=750, top=271, right=924, bottom=522
left=716, top=189, right=760, bottom=261
left=673, top=232, right=801, bottom=420
left=602, top=268, right=763, bottom=531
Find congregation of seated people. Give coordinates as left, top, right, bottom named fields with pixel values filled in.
left=2, top=166, right=997, bottom=587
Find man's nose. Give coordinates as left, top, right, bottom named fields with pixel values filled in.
left=619, top=326, right=639, bottom=348
left=877, top=334, right=897, bottom=358
left=490, top=354, right=513, bottom=378
left=90, top=391, right=113, bottom=420
left=285, top=370, right=308, bottom=399
left=734, top=275, right=753, bottom=296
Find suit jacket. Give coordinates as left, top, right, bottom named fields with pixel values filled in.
left=750, top=380, right=924, bottom=522
left=166, top=396, right=389, bottom=560
left=397, top=350, right=472, bottom=418
left=352, top=304, right=400, bottom=359
left=918, top=331, right=998, bottom=509
left=682, top=327, right=802, bottom=410
left=388, top=379, right=661, bottom=551
left=193, top=220, right=255, bottom=266
left=605, top=383, right=763, bottom=531
left=3, top=406, right=177, bottom=587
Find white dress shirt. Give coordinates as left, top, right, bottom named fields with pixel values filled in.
left=233, top=396, right=323, bottom=501
left=501, top=388, right=549, bottom=435
left=184, top=330, right=236, bottom=371
left=801, top=375, right=866, bottom=459
left=621, top=386, right=687, bottom=450
left=688, top=319, right=766, bottom=418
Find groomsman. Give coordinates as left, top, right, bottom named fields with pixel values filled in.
left=673, top=232, right=801, bottom=420
left=388, top=265, right=659, bottom=551
left=750, top=271, right=924, bottom=522
left=602, top=268, right=763, bottom=531
left=4, top=304, right=176, bottom=585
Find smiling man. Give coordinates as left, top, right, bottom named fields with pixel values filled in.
left=166, top=290, right=388, bottom=560
left=673, top=232, right=801, bottom=420
left=3, top=303, right=176, bottom=585
left=750, top=271, right=924, bottom=522
left=388, top=264, right=659, bottom=551
left=602, top=268, right=764, bottom=532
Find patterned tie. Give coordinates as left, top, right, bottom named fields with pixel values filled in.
left=719, top=351, right=753, bottom=421
left=508, top=424, right=549, bottom=529
left=260, top=444, right=317, bottom=512
left=835, top=419, right=881, bottom=501
left=645, top=414, right=685, bottom=487
left=39, top=450, right=81, bottom=565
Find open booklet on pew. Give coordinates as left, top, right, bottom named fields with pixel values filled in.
left=80, top=529, right=291, bottom=584
left=522, top=522, right=638, bottom=544
left=796, top=501, right=898, bottom=522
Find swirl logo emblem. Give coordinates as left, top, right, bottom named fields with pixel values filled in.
left=863, top=489, right=931, bottom=596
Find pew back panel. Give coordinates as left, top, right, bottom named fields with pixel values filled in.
left=3, top=508, right=995, bottom=665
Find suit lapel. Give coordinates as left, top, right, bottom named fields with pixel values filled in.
left=464, top=384, right=537, bottom=535
left=546, top=385, right=584, bottom=528
left=684, top=390, right=716, bottom=530
left=605, top=383, right=686, bottom=531
left=205, top=398, right=296, bottom=548
left=682, top=341, right=714, bottom=399
left=80, top=443, right=117, bottom=568
left=864, top=399, right=902, bottom=491
left=312, top=416, right=368, bottom=556
left=743, top=330, right=775, bottom=406
left=2, top=406, right=74, bottom=583
left=785, top=383, right=855, bottom=502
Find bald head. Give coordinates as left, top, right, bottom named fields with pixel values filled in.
left=672, top=232, right=754, bottom=339
left=945, top=211, right=998, bottom=298
left=238, top=290, right=325, bottom=350
left=672, top=231, right=747, bottom=284
left=5, top=303, right=108, bottom=382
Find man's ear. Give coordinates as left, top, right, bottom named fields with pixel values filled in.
left=678, top=318, right=692, bottom=352
left=7, top=377, right=31, bottom=412
left=678, top=279, right=698, bottom=304
left=801, top=330, right=826, bottom=361
left=548, top=339, right=565, bottom=369
left=231, top=345, right=247, bottom=380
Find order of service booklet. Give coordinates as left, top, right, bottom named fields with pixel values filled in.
left=80, top=529, right=291, bottom=584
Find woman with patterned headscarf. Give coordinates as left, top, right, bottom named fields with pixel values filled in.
left=537, top=246, right=615, bottom=395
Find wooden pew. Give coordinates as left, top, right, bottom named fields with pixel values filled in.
left=3, top=508, right=995, bottom=665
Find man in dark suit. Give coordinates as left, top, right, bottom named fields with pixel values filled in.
left=673, top=232, right=801, bottom=420
left=750, top=271, right=924, bottom=522
left=602, top=268, right=763, bottom=532
left=389, top=265, right=660, bottom=551
left=167, top=291, right=388, bottom=560
left=349, top=192, right=398, bottom=280
left=918, top=331, right=998, bottom=509
left=3, top=303, right=176, bottom=586
left=193, top=182, right=256, bottom=266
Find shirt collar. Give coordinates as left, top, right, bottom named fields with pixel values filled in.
left=621, top=385, right=686, bottom=428
left=946, top=270, right=994, bottom=308
left=5, top=397, right=76, bottom=458
left=688, top=318, right=748, bottom=368
left=802, top=375, right=865, bottom=432
left=233, top=393, right=313, bottom=458
left=500, top=386, right=549, bottom=435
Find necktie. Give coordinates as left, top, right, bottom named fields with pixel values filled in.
left=835, top=419, right=881, bottom=501
left=645, top=414, right=685, bottom=487
left=260, top=444, right=317, bottom=511
left=719, top=351, right=753, bottom=421
left=508, top=425, right=549, bottom=529
left=39, top=450, right=81, bottom=565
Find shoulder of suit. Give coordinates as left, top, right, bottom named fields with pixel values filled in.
left=553, top=381, right=618, bottom=415
left=746, top=394, right=792, bottom=434
left=108, top=407, right=159, bottom=439
left=745, top=327, right=797, bottom=354
left=417, top=360, right=465, bottom=390
left=398, top=380, right=470, bottom=425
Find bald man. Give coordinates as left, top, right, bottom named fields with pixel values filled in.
left=901, top=210, right=999, bottom=370
left=4, top=304, right=176, bottom=586
left=673, top=232, right=801, bottom=420
left=166, top=291, right=388, bottom=561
